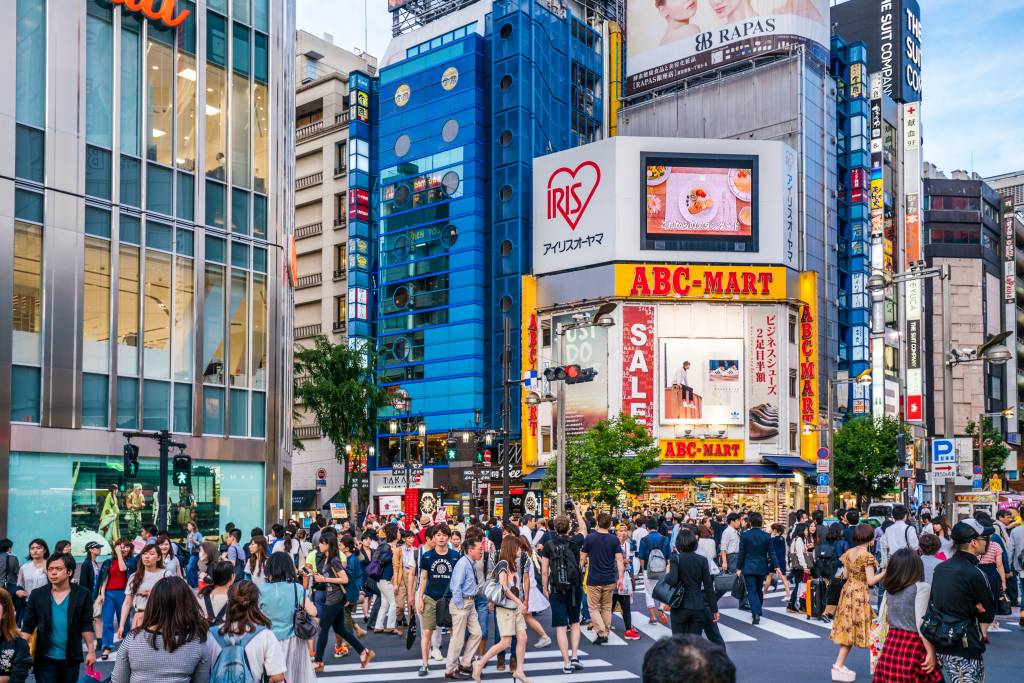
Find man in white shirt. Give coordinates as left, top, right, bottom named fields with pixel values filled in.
left=719, top=513, right=742, bottom=572
left=994, top=509, right=1018, bottom=607
left=520, top=515, right=545, bottom=550
left=880, top=504, right=919, bottom=566
left=671, top=361, right=695, bottom=407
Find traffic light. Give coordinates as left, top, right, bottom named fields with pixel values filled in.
left=483, top=448, right=492, bottom=466
left=445, top=431, right=457, bottom=461
left=896, top=432, right=907, bottom=466
left=172, top=453, right=192, bottom=488
left=123, top=443, right=140, bottom=479
left=544, top=365, right=598, bottom=384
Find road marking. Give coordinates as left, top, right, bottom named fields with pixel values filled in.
left=528, top=672, right=639, bottom=683
left=320, top=658, right=614, bottom=681
left=719, top=608, right=819, bottom=639
left=323, top=649, right=579, bottom=673
left=764, top=607, right=834, bottom=630
left=581, top=626, right=626, bottom=645
left=714, top=621, right=757, bottom=642
left=629, top=612, right=672, bottom=640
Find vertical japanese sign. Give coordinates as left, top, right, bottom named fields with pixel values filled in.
left=906, top=279, right=923, bottom=422
left=799, top=272, right=819, bottom=463
left=622, top=305, right=655, bottom=432
left=520, top=277, right=539, bottom=472
left=555, top=311, right=609, bottom=435
left=1004, top=196, right=1016, bottom=302
left=746, top=307, right=780, bottom=445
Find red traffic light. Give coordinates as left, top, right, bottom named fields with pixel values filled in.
left=564, top=364, right=581, bottom=380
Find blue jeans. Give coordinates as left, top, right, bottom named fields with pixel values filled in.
left=185, top=553, right=200, bottom=587
left=743, top=574, right=765, bottom=617
left=312, top=589, right=326, bottom=618
left=579, top=586, right=590, bottom=621
left=474, top=595, right=490, bottom=642
left=101, top=589, right=126, bottom=649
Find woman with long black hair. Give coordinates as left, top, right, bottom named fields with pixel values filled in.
left=664, top=528, right=718, bottom=636
left=312, top=533, right=374, bottom=672
left=246, top=535, right=270, bottom=587
left=259, top=552, right=318, bottom=683
left=117, top=544, right=172, bottom=637
left=209, top=581, right=286, bottom=683
left=198, top=561, right=235, bottom=626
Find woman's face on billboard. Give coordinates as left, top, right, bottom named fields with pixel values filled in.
left=659, top=0, right=698, bottom=22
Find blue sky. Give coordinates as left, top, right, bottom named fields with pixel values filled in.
left=296, top=0, right=1024, bottom=177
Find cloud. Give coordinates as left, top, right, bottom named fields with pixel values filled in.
left=295, top=0, right=393, bottom=59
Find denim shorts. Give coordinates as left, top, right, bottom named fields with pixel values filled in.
left=549, top=589, right=581, bottom=628
left=474, top=595, right=490, bottom=641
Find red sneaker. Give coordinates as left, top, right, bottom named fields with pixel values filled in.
left=624, top=628, right=641, bottom=640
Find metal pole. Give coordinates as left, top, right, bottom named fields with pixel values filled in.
left=502, top=315, right=512, bottom=525
left=826, top=379, right=834, bottom=517
left=157, top=430, right=169, bottom=531
left=556, top=326, right=567, bottom=514
left=941, top=266, right=956, bottom=520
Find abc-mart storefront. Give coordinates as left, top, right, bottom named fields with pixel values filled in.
left=521, top=137, right=822, bottom=522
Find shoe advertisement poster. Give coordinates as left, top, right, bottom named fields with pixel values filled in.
left=660, top=338, right=743, bottom=426
left=745, top=306, right=780, bottom=444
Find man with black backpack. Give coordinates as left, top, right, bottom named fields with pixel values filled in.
left=637, top=518, right=671, bottom=625
left=540, top=511, right=586, bottom=675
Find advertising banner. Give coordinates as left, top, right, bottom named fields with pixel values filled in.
left=520, top=276, right=539, bottom=471
left=660, top=338, right=743, bottom=426
left=659, top=438, right=744, bottom=462
left=746, top=307, right=780, bottom=444
left=555, top=311, right=609, bottom=435
left=799, top=272, right=819, bottom=463
left=378, top=495, right=403, bottom=516
left=625, top=0, right=828, bottom=96
left=616, top=264, right=788, bottom=301
left=1004, top=196, right=1016, bottom=302
left=622, top=305, right=656, bottom=432
left=831, top=0, right=922, bottom=103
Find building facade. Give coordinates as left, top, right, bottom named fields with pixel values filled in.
left=1, top=0, right=295, bottom=551
left=290, top=31, right=376, bottom=512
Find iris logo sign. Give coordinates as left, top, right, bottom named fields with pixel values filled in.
left=546, top=161, right=600, bottom=231
left=113, top=0, right=190, bottom=28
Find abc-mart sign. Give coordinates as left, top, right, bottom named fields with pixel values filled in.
left=532, top=136, right=798, bottom=276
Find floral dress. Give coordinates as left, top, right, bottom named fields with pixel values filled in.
left=830, top=549, right=877, bottom=648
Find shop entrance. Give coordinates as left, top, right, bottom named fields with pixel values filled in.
left=638, top=479, right=801, bottom=525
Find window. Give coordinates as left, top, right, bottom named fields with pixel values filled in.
left=251, top=391, right=266, bottom=437
left=174, top=383, right=193, bottom=433
left=203, top=264, right=226, bottom=385
left=120, top=214, right=141, bottom=244
left=116, top=376, right=138, bottom=429
left=147, top=163, right=173, bottom=215
left=11, top=366, right=41, bottom=423
left=143, top=380, right=170, bottom=430
left=229, top=270, right=248, bottom=387
left=206, top=64, right=227, bottom=181
left=231, top=73, right=251, bottom=187
left=82, top=373, right=109, bottom=428
left=13, top=222, right=43, bottom=366
left=254, top=0, right=268, bottom=31
left=303, top=57, right=318, bottom=83
left=253, top=194, right=267, bottom=239
left=334, top=192, right=346, bottom=227
left=207, top=12, right=227, bottom=66
left=231, top=188, right=249, bottom=234
left=83, top=237, right=111, bottom=373
left=789, top=424, right=798, bottom=452
left=232, top=23, right=250, bottom=77
left=233, top=0, right=250, bottom=25
left=253, top=82, right=269, bottom=193
left=143, top=249, right=172, bottom=378
left=173, top=257, right=194, bottom=381
left=15, top=125, right=44, bottom=183
left=254, top=32, right=268, bottom=83
left=16, top=0, right=45, bottom=128
left=335, top=141, right=347, bottom=175
left=926, top=195, right=980, bottom=211
left=175, top=51, right=197, bottom=171
left=334, top=295, right=345, bottom=326
left=146, top=39, right=173, bottom=165
left=789, top=369, right=797, bottom=398
left=928, top=226, right=978, bottom=244
left=230, top=388, right=247, bottom=436
left=203, top=386, right=225, bottom=435
left=118, top=245, right=140, bottom=375
left=252, top=274, right=267, bottom=389
left=121, top=156, right=142, bottom=206
left=177, top=173, right=195, bottom=220
left=120, top=17, right=142, bottom=156
left=86, top=3, right=114, bottom=148
left=206, top=180, right=226, bottom=228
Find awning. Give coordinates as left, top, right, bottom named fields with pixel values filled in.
left=644, top=464, right=794, bottom=479
left=291, top=489, right=318, bottom=511
left=523, top=468, right=547, bottom=483
left=762, top=456, right=815, bottom=473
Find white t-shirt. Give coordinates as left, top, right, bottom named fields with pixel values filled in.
left=126, top=569, right=173, bottom=611
left=206, top=626, right=286, bottom=680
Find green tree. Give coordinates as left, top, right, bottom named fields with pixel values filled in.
left=965, top=416, right=1010, bottom=481
left=293, top=337, right=388, bottom=506
left=833, top=416, right=910, bottom=510
left=540, top=413, right=660, bottom=507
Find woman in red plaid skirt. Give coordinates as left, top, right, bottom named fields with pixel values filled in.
left=873, top=549, right=940, bottom=683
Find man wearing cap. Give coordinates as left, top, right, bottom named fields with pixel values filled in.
left=928, top=519, right=996, bottom=683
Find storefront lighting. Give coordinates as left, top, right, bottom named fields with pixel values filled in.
left=345, top=444, right=352, bottom=454
left=151, top=128, right=166, bottom=138
left=417, top=422, right=427, bottom=437
left=205, top=105, right=222, bottom=116
left=177, top=67, right=197, bottom=81
left=388, top=419, right=398, bottom=434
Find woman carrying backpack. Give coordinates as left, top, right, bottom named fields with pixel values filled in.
left=199, top=561, right=236, bottom=626
left=208, top=580, right=286, bottom=683
left=110, top=576, right=211, bottom=682
left=258, top=553, right=318, bottom=683
left=312, top=534, right=374, bottom=672
left=786, top=523, right=813, bottom=614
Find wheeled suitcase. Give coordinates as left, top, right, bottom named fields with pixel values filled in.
left=808, top=577, right=827, bottom=619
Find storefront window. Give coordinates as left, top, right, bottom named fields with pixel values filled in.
left=86, top=3, right=113, bottom=148
left=83, top=237, right=111, bottom=373
left=13, top=222, right=42, bottom=366
left=229, top=269, right=248, bottom=387
left=251, top=274, right=266, bottom=389
left=253, top=83, right=269, bottom=194
left=231, top=73, right=251, bottom=189
left=205, top=65, right=227, bottom=181
left=146, top=39, right=173, bottom=165
left=174, top=258, right=194, bottom=381
left=120, top=16, right=142, bottom=157
left=203, top=264, right=226, bottom=385
left=15, top=0, right=45, bottom=129
left=143, top=250, right=172, bottom=378
left=7, top=452, right=264, bottom=554
left=175, top=52, right=197, bottom=172
left=118, top=245, right=140, bottom=376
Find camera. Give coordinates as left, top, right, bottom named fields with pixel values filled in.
left=565, top=498, right=575, bottom=512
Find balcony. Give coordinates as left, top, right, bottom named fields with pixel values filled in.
left=295, top=120, right=325, bottom=142
left=295, top=222, right=323, bottom=239
left=296, top=171, right=323, bottom=190
left=333, top=218, right=346, bottom=229
left=334, top=165, right=348, bottom=177
left=294, top=323, right=322, bottom=339
left=336, top=112, right=350, bottom=127
left=332, top=320, right=346, bottom=334
left=296, top=273, right=322, bottom=289
left=294, top=424, right=323, bottom=440
left=333, top=268, right=346, bottom=282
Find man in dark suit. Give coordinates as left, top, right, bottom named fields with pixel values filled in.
left=735, top=511, right=780, bottom=624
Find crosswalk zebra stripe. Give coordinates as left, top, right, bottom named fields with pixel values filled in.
left=719, top=608, right=819, bottom=639
left=628, top=612, right=672, bottom=641
left=764, top=607, right=835, bottom=630
left=581, top=626, right=627, bottom=645
left=323, top=649, right=578, bottom=673
left=713, top=621, right=757, bottom=642
left=319, top=658, right=615, bottom=681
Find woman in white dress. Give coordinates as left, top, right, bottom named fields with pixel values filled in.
left=15, top=539, right=49, bottom=601
left=517, top=536, right=551, bottom=648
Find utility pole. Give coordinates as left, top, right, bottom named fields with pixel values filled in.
left=941, top=265, right=955, bottom=519
left=123, top=430, right=187, bottom=531
left=556, top=324, right=567, bottom=514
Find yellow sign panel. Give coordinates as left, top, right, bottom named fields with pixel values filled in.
left=659, top=439, right=744, bottom=462
left=394, top=83, right=411, bottom=107
left=799, top=271, right=819, bottom=464
left=615, top=264, right=788, bottom=301
left=441, top=66, right=459, bottom=91
left=870, top=178, right=884, bottom=210
left=520, top=276, right=538, bottom=473
left=990, top=477, right=1002, bottom=491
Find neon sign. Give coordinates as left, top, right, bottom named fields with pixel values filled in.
left=113, top=0, right=190, bottom=29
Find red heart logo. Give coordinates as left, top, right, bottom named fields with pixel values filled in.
left=546, top=161, right=601, bottom=230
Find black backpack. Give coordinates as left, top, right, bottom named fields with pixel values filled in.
left=812, top=541, right=838, bottom=579
left=547, top=539, right=581, bottom=593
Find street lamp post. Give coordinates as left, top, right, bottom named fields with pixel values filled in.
left=819, top=369, right=873, bottom=514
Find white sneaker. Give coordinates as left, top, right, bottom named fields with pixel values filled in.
left=831, top=665, right=855, bottom=682
left=989, top=622, right=1004, bottom=632
left=430, top=647, right=444, bottom=662
left=534, top=636, right=552, bottom=648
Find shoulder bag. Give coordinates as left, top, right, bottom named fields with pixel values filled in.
left=324, top=560, right=346, bottom=606
left=919, top=603, right=973, bottom=649
left=434, top=586, right=453, bottom=629
left=482, top=560, right=516, bottom=609
left=651, top=559, right=686, bottom=609
left=292, top=583, right=320, bottom=640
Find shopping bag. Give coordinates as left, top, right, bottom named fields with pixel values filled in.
left=868, top=598, right=888, bottom=673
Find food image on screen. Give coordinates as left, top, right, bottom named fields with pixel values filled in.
left=645, top=164, right=753, bottom=238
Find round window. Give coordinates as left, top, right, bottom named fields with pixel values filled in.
left=500, top=295, right=513, bottom=313
left=499, top=185, right=513, bottom=202
left=393, top=286, right=410, bottom=309
left=392, top=337, right=411, bottom=361
left=391, top=235, right=409, bottom=259
left=441, top=171, right=461, bottom=197
left=499, top=239, right=513, bottom=257
left=394, top=134, right=411, bottom=157
left=442, top=119, right=460, bottom=143
left=499, top=23, right=513, bottom=40
left=499, top=130, right=513, bottom=147
left=500, top=74, right=513, bottom=92
left=440, top=224, right=459, bottom=250
left=393, top=184, right=411, bottom=207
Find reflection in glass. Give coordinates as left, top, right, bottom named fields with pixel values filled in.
left=12, top=223, right=42, bottom=366
left=146, top=39, right=173, bottom=165
left=175, top=52, right=197, bottom=171
left=116, top=376, right=138, bottom=429
left=144, top=250, right=172, bottom=378
left=118, top=245, right=140, bottom=375
left=121, top=22, right=141, bottom=156
left=203, top=264, right=226, bottom=385
left=203, top=386, right=225, bottom=435
left=205, top=65, right=227, bottom=180
left=253, top=83, right=269, bottom=193
left=86, top=11, right=113, bottom=148
left=83, top=237, right=111, bottom=373
left=231, top=74, right=251, bottom=188
left=252, top=274, right=266, bottom=390
left=15, top=0, right=46, bottom=128
left=174, top=258, right=194, bottom=381
left=229, top=270, right=248, bottom=387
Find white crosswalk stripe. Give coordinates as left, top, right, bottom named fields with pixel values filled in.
left=764, top=607, right=834, bottom=630
left=324, top=649, right=574, bottom=673
left=719, top=608, right=820, bottom=639
left=581, top=625, right=627, bottom=645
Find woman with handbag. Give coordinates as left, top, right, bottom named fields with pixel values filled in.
left=872, top=549, right=940, bottom=683
left=258, top=552, right=318, bottom=683
left=830, top=523, right=886, bottom=682
left=975, top=512, right=1008, bottom=636
left=786, top=523, right=813, bottom=613
left=312, top=533, right=373, bottom=672
left=472, top=539, right=533, bottom=683
left=662, top=528, right=718, bottom=637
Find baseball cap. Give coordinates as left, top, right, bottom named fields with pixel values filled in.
left=84, top=541, right=102, bottom=551
left=950, top=518, right=994, bottom=544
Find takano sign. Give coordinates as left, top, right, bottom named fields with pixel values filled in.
left=615, top=265, right=788, bottom=301
left=113, top=0, right=190, bottom=28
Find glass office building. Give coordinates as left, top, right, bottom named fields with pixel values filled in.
left=1, top=0, right=295, bottom=551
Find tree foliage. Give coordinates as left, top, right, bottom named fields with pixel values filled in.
left=540, top=413, right=660, bottom=507
left=293, top=337, right=388, bottom=500
left=833, top=416, right=911, bottom=508
left=965, top=416, right=1010, bottom=481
